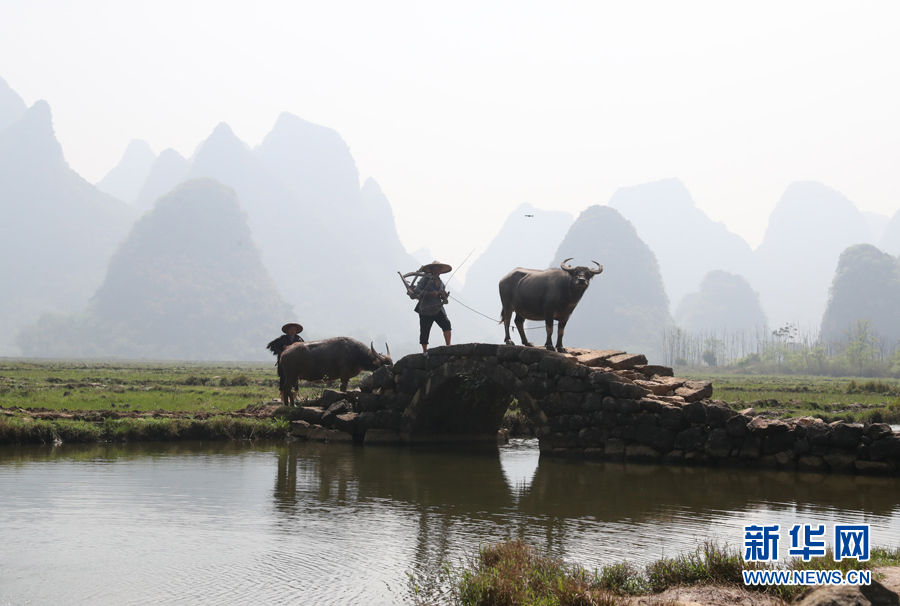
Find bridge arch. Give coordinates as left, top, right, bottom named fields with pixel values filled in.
left=399, top=354, right=549, bottom=443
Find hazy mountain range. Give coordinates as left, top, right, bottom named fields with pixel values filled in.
left=2, top=75, right=899, bottom=361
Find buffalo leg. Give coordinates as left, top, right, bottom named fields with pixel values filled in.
left=556, top=317, right=569, bottom=352
left=544, top=316, right=555, bottom=351
left=514, top=313, right=533, bottom=346
left=340, top=377, right=349, bottom=392
left=501, top=306, right=515, bottom=345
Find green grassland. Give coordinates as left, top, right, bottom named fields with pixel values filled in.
left=685, top=372, right=900, bottom=424
left=0, top=359, right=341, bottom=414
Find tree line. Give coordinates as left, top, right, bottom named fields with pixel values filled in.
left=660, top=320, right=900, bottom=377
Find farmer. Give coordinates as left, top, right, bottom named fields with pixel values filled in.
left=413, top=261, right=452, bottom=354
left=266, top=322, right=304, bottom=405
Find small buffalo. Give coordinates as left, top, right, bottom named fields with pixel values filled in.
left=279, top=337, right=392, bottom=405
left=499, top=258, right=603, bottom=352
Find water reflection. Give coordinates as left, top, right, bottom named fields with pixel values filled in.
left=2, top=439, right=899, bottom=606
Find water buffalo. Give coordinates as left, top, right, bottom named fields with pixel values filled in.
left=499, top=258, right=603, bottom=352
left=279, top=337, right=392, bottom=405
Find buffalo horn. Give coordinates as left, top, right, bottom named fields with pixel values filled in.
left=385, top=343, right=391, bottom=358
left=370, top=341, right=386, bottom=364
left=560, top=258, right=575, bottom=271
left=590, top=261, right=603, bottom=274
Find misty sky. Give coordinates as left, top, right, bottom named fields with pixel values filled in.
left=2, top=1, right=898, bottom=275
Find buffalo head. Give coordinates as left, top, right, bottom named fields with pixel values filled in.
left=560, top=258, right=603, bottom=290
left=370, top=342, right=393, bottom=367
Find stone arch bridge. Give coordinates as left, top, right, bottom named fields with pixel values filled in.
left=288, top=342, right=900, bottom=474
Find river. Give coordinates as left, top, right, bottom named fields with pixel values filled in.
left=2, top=439, right=899, bottom=605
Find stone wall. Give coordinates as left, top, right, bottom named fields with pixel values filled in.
left=289, top=343, right=900, bottom=476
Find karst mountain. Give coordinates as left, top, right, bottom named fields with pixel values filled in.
left=16, top=179, right=291, bottom=360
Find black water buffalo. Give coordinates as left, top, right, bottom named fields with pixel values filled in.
left=279, top=337, right=392, bottom=404
left=499, top=258, right=603, bottom=352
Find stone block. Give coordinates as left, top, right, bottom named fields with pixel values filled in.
left=576, top=350, right=625, bottom=367
left=675, top=380, right=713, bottom=402
left=635, top=424, right=675, bottom=451
left=805, top=424, right=832, bottom=447
left=473, top=343, right=500, bottom=356
left=636, top=412, right=657, bottom=426
left=578, top=426, right=605, bottom=447
left=609, top=425, right=637, bottom=440
left=539, top=394, right=563, bottom=415
left=518, top=347, right=552, bottom=364
left=634, top=380, right=672, bottom=396
left=682, top=401, right=707, bottom=425
left=739, top=435, right=762, bottom=459
left=295, top=406, right=324, bottom=425
left=521, top=377, right=551, bottom=399
left=869, top=436, right=900, bottom=461
left=557, top=376, right=588, bottom=392
left=657, top=405, right=687, bottom=431
left=762, top=430, right=797, bottom=455
left=618, top=398, right=642, bottom=415
left=705, top=428, right=732, bottom=458
left=355, top=392, right=384, bottom=413
left=609, top=381, right=650, bottom=400
left=490, top=365, right=521, bottom=394
left=560, top=392, right=586, bottom=414
left=539, top=355, right=572, bottom=375
left=604, top=438, right=626, bottom=460
left=864, top=423, right=894, bottom=442
left=606, top=353, right=648, bottom=370
left=674, top=427, right=706, bottom=452
left=637, top=398, right=662, bottom=414
left=428, top=343, right=476, bottom=357
left=543, top=431, right=579, bottom=449
left=748, top=417, right=791, bottom=437
left=565, top=365, right=592, bottom=379
left=503, top=361, right=529, bottom=378
left=635, top=364, right=674, bottom=378
left=583, top=392, right=604, bottom=412
left=425, top=355, right=449, bottom=369
left=321, top=400, right=353, bottom=426
left=705, top=403, right=736, bottom=428
left=830, top=422, right=864, bottom=449
left=290, top=420, right=310, bottom=437
left=625, top=444, right=661, bottom=462
left=332, top=412, right=358, bottom=434
left=318, top=389, right=349, bottom=408
left=725, top=414, right=750, bottom=438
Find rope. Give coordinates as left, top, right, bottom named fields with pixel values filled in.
left=448, top=295, right=498, bottom=322
left=448, top=295, right=556, bottom=330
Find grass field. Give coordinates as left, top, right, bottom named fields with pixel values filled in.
left=3, top=360, right=900, bottom=424
left=0, top=359, right=341, bottom=414
left=682, top=372, right=900, bottom=424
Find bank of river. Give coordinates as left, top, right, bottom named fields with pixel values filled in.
left=2, top=438, right=899, bottom=605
